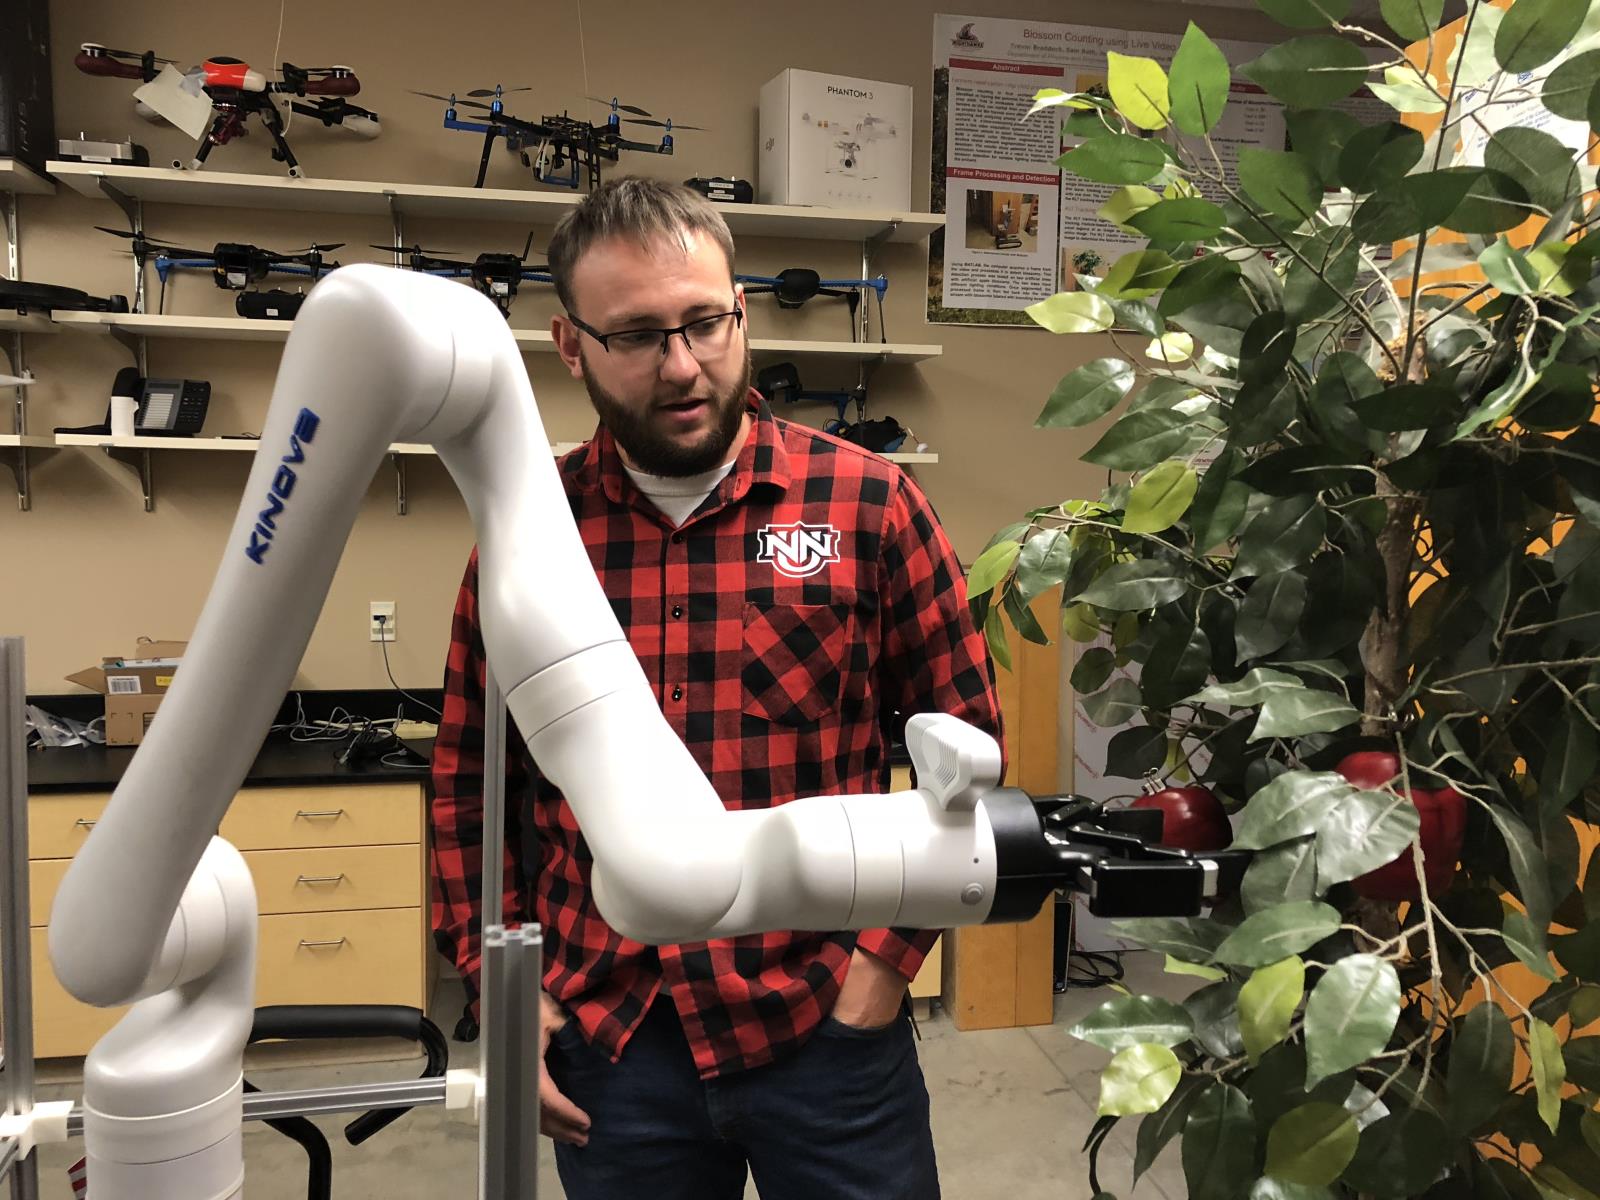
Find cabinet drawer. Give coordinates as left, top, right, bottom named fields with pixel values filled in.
left=28, top=794, right=109, bottom=860
left=220, top=785, right=421, bottom=850
left=31, top=927, right=125, bottom=1060
left=256, top=909, right=423, bottom=1009
left=244, top=845, right=421, bottom=915
left=28, top=845, right=422, bottom=926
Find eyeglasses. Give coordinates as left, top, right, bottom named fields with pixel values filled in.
left=565, top=305, right=744, bottom=363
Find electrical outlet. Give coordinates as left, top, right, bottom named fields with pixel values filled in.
left=369, top=601, right=397, bottom=642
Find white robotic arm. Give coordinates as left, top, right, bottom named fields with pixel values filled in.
left=46, top=266, right=1226, bottom=1196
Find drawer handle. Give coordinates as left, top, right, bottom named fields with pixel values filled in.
left=294, top=809, right=346, bottom=819
left=295, top=873, right=347, bottom=885
left=74, top=819, right=98, bottom=829
left=298, top=937, right=348, bottom=949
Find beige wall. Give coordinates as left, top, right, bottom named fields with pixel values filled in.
left=3, top=0, right=1278, bottom=696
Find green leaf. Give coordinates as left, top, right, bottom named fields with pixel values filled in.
left=1238, top=149, right=1323, bottom=220
left=1166, top=955, right=1228, bottom=981
left=1530, top=1017, right=1567, bottom=1134
left=1075, top=557, right=1189, bottom=610
left=1236, top=569, right=1310, bottom=662
left=1233, top=494, right=1326, bottom=579
left=1098, top=249, right=1185, bottom=299
left=1072, top=646, right=1117, bottom=694
left=1039, top=358, right=1137, bottom=427
left=1242, top=37, right=1371, bottom=109
left=1252, top=689, right=1361, bottom=741
left=1489, top=804, right=1553, bottom=929
left=1084, top=677, right=1143, bottom=726
left=1313, top=787, right=1422, bottom=885
left=1186, top=980, right=1247, bottom=1058
left=1059, top=135, right=1168, bottom=185
left=1283, top=237, right=1359, bottom=323
left=1379, top=0, right=1444, bottom=41
left=1351, top=168, right=1482, bottom=243
left=1013, top=527, right=1074, bottom=603
left=1083, top=409, right=1196, bottom=470
left=1160, top=253, right=1242, bottom=318
left=1250, top=1181, right=1336, bottom=1200
left=1444, top=169, right=1537, bottom=234
left=1265, top=1102, right=1359, bottom=1187
left=1447, top=3, right=1507, bottom=89
left=1183, top=1084, right=1256, bottom=1200
left=1195, top=667, right=1315, bottom=710
left=1258, top=0, right=1351, bottom=28
left=1447, top=1002, right=1514, bottom=1135
left=1242, top=838, right=1321, bottom=914
left=1125, top=463, right=1200, bottom=534
left=1127, top=198, right=1228, bottom=245
left=1285, top=109, right=1362, bottom=184
left=1099, top=1042, right=1184, bottom=1116
left=1303, top=954, right=1401, bottom=1087
left=1505, top=907, right=1559, bottom=980
left=1189, top=449, right=1251, bottom=553
left=1309, top=352, right=1380, bottom=453
left=1027, top=291, right=1115, bottom=334
left=1106, top=724, right=1171, bottom=777
left=1003, top=587, right=1050, bottom=645
left=1337, top=122, right=1424, bottom=193
left=1496, top=0, right=1589, bottom=72
left=1369, top=67, right=1447, bottom=114
left=984, top=604, right=1013, bottom=672
left=967, top=539, right=1021, bottom=597
left=1135, top=1077, right=1206, bottom=1183
left=1114, top=915, right=1230, bottom=962
left=1353, top=382, right=1459, bottom=430
left=1108, top=51, right=1171, bottom=130
left=1170, top=23, right=1232, bottom=136
left=1484, top=126, right=1580, bottom=214
left=1540, top=708, right=1599, bottom=817
left=1241, top=956, right=1306, bottom=1064
left=1099, top=184, right=1163, bottom=232
left=1544, top=49, right=1600, bottom=120
left=1342, top=1107, right=1451, bottom=1197
left=1479, top=235, right=1541, bottom=295
left=1455, top=352, right=1540, bottom=439
left=1213, top=901, right=1342, bottom=968
left=1111, top=298, right=1165, bottom=339
left=1071, top=993, right=1197, bottom=1052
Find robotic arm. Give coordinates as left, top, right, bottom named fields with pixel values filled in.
left=47, top=266, right=1237, bottom=1196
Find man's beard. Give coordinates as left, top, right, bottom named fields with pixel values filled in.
left=581, top=351, right=752, bottom=477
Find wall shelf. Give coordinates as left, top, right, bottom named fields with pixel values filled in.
left=48, top=312, right=943, bottom=362
left=0, top=160, right=54, bottom=197
left=45, top=162, right=942, bottom=243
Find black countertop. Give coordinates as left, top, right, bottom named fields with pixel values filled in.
left=27, top=736, right=435, bottom=794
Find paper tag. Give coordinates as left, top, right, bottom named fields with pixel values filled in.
left=155, top=675, right=174, bottom=688
left=133, top=64, right=214, bottom=140
left=106, top=675, right=141, bottom=695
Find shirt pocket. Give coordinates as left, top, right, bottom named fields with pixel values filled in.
left=742, top=601, right=853, bottom=726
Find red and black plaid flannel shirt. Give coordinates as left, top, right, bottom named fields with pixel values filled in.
left=429, top=392, right=1003, bottom=1079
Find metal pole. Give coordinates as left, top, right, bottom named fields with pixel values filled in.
left=481, top=925, right=542, bottom=1200
left=0, top=639, right=40, bottom=1199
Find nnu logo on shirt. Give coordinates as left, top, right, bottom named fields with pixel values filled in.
left=757, top=521, right=841, bottom=580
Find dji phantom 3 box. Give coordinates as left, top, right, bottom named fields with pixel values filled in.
left=758, top=70, right=912, bottom=210
left=66, top=640, right=188, bottom=745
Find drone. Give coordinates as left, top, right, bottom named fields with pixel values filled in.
left=75, top=43, right=381, bottom=177
left=412, top=86, right=703, bottom=190
left=98, top=226, right=343, bottom=320
left=373, top=232, right=551, bottom=317
left=737, top=268, right=890, bottom=341
left=0, top=280, right=130, bottom=317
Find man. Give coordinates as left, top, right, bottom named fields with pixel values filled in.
left=430, top=177, right=1002, bottom=1200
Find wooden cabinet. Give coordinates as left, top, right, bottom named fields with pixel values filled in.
left=27, top=782, right=427, bottom=1059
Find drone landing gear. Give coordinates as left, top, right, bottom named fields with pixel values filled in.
left=474, top=125, right=500, bottom=189
left=260, top=103, right=305, bottom=178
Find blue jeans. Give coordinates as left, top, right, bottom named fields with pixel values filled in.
left=547, top=994, right=940, bottom=1199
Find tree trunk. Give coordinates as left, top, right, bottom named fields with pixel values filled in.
left=1360, top=471, right=1423, bottom=738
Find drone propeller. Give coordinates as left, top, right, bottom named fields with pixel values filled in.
left=587, top=96, right=653, bottom=117
left=96, top=226, right=212, bottom=258
left=624, top=118, right=707, bottom=131
left=298, top=242, right=345, bottom=254
left=82, top=43, right=177, bottom=64
left=467, top=86, right=533, bottom=98
left=408, top=89, right=496, bottom=112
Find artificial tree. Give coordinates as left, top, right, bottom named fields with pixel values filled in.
left=968, top=0, right=1600, bottom=1194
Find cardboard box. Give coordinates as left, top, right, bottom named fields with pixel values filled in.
left=0, top=0, right=54, bottom=174
left=66, top=641, right=188, bottom=746
left=759, top=69, right=913, bottom=210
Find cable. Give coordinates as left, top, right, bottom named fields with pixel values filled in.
left=1057, top=949, right=1125, bottom=992
left=376, top=615, right=443, bottom=720
left=270, top=0, right=287, bottom=69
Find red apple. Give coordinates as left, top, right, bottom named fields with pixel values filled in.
left=1131, top=777, right=1232, bottom=852
left=1335, top=752, right=1467, bottom=902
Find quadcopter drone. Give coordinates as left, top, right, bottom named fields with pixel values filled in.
left=412, top=86, right=703, bottom=190
left=99, top=226, right=343, bottom=320
left=374, top=232, right=552, bottom=318
left=737, top=267, right=890, bottom=341
left=75, top=43, right=381, bottom=177
left=0, top=280, right=130, bottom=317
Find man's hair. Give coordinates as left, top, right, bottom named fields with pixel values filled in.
left=547, top=176, right=736, bottom=314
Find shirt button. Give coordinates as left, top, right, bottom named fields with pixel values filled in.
left=671, top=604, right=684, bottom=619
left=671, top=685, right=683, bottom=701
left=671, top=532, right=684, bottom=544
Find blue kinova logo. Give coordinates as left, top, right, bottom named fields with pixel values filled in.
left=245, top=408, right=320, bottom=565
